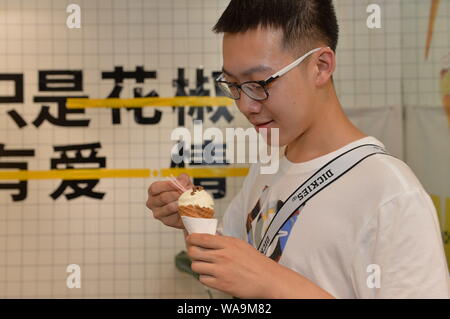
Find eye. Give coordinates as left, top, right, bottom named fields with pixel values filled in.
left=245, top=82, right=264, bottom=91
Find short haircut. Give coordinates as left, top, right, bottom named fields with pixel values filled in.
left=213, top=0, right=339, bottom=54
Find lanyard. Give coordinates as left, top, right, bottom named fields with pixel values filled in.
left=257, top=144, right=389, bottom=255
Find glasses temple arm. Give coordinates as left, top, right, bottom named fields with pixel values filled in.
left=264, top=47, right=323, bottom=82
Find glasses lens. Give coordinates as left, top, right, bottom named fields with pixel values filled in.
left=217, top=81, right=240, bottom=100
left=241, top=82, right=267, bottom=100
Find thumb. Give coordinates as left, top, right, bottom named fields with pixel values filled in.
left=177, top=173, right=193, bottom=189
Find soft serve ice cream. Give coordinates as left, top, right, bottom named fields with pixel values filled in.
left=178, top=186, right=215, bottom=218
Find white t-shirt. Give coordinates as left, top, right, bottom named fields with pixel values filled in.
left=221, top=136, right=450, bottom=299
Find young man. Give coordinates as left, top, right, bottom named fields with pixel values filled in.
left=147, top=0, right=450, bottom=298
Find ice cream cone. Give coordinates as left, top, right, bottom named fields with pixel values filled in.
left=178, top=186, right=215, bottom=216
left=177, top=186, right=217, bottom=234
left=179, top=204, right=214, bottom=218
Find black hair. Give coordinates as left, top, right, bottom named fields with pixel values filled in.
left=213, top=0, right=339, bottom=54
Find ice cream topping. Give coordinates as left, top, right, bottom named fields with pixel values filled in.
left=178, top=187, right=214, bottom=210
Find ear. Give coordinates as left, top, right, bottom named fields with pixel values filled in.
left=314, top=47, right=336, bottom=87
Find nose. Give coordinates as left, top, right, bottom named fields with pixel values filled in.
left=235, top=91, right=262, bottom=115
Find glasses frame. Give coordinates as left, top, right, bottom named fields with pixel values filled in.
left=215, top=47, right=326, bottom=101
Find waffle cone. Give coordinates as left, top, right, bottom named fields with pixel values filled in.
left=178, top=205, right=214, bottom=219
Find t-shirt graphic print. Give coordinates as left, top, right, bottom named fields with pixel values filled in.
left=246, top=185, right=301, bottom=262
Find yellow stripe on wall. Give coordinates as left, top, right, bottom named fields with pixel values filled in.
left=0, top=167, right=249, bottom=180
left=0, top=169, right=151, bottom=180
left=159, top=167, right=249, bottom=178
left=66, top=96, right=235, bottom=109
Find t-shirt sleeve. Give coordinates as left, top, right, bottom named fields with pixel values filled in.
left=352, top=188, right=450, bottom=299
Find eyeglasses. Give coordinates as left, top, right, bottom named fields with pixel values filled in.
left=215, top=47, right=325, bottom=101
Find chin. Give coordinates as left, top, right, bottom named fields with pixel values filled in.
left=258, top=127, right=289, bottom=147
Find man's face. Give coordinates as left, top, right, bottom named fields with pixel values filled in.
left=222, top=27, right=317, bottom=147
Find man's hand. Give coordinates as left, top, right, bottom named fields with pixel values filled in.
left=146, top=173, right=193, bottom=229
left=186, top=234, right=279, bottom=298
left=186, top=234, right=335, bottom=299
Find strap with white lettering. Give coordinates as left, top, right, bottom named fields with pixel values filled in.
left=257, top=144, right=388, bottom=255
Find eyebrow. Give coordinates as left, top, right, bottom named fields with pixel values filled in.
left=222, top=65, right=274, bottom=78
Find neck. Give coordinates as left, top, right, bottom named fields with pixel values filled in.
left=285, top=89, right=366, bottom=163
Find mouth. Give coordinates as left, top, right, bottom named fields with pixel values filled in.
left=253, top=120, right=274, bottom=131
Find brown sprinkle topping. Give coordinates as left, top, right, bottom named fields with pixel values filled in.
left=190, top=185, right=204, bottom=195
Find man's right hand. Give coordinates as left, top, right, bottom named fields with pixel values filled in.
left=146, top=173, right=193, bottom=229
